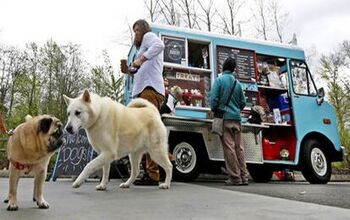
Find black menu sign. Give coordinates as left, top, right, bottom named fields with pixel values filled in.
left=163, top=36, right=186, bottom=65
left=216, top=46, right=256, bottom=81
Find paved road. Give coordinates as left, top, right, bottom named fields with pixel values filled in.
left=194, top=179, right=350, bottom=209
left=1, top=178, right=350, bottom=220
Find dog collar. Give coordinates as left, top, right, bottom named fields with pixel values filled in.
left=9, top=159, right=33, bottom=174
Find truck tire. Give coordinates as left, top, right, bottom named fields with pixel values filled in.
left=171, top=141, right=201, bottom=182
left=301, top=139, right=331, bottom=184
left=247, top=164, right=273, bottom=183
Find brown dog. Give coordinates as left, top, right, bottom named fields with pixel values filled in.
left=4, top=115, right=63, bottom=211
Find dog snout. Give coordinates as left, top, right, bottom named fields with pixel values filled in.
left=57, top=125, right=63, bottom=136
left=66, top=125, right=74, bottom=134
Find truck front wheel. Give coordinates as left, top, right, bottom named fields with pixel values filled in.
left=171, top=142, right=201, bottom=182
left=301, top=139, right=331, bottom=184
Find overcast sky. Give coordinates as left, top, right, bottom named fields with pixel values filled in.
left=0, top=0, right=349, bottom=73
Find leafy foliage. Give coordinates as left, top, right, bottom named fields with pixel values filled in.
left=0, top=41, right=125, bottom=169
left=0, top=40, right=124, bottom=136
left=318, top=40, right=350, bottom=167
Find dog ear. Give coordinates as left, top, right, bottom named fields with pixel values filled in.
left=63, top=95, right=72, bottom=106
left=38, top=117, right=53, bottom=134
left=82, top=89, right=91, bottom=103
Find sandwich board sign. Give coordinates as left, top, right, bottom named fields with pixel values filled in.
left=51, top=129, right=94, bottom=181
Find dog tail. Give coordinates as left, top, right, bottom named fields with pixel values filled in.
left=127, top=98, right=159, bottom=112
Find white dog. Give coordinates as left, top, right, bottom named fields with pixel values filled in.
left=63, top=89, right=172, bottom=190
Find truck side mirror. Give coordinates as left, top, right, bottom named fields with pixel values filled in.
left=316, top=87, right=325, bottom=105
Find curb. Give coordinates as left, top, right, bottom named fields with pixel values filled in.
left=272, top=171, right=350, bottom=182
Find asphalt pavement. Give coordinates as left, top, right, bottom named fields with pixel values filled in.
left=195, top=180, right=350, bottom=209
left=1, top=178, right=350, bottom=220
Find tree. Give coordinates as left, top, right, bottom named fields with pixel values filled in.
left=318, top=40, right=350, bottom=166
left=0, top=45, right=12, bottom=114
left=144, top=0, right=161, bottom=22
left=40, top=40, right=90, bottom=121
left=252, top=0, right=289, bottom=42
left=197, top=0, right=217, bottom=32
left=269, top=0, right=288, bottom=43
left=91, top=50, right=125, bottom=103
left=217, top=0, right=245, bottom=35
left=159, top=0, right=180, bottom=26
left=0, top=46, right=26, bottom=119
left=252, top=0, right=269, bottom=40
left=39, top=40, right=63, bottom=115
left=0, top=44, right=39, bottom=127
left=176, top=0, right=199, bottom=29
left=23, top=42, right=41, bottom=116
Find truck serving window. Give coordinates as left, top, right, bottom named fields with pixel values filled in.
left=290, top=60, right=317, bottom=96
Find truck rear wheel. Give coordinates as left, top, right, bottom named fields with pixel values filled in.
left=171, top=141, right=201, bottom=182
left=247, top=164, right=273, bottom=183
left=301, top=139, right=331, bottom=184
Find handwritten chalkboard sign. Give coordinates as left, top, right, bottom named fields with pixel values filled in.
left=51, top=129, right=94, bottom=181
left=216, top=46, right=256, bottom=81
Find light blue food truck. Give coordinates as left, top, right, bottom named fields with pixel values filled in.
left=124, top=23, right=344, bottom=184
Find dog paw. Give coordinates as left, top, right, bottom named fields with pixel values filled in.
left=37, top=200, right=50, bottom=209
left=119, top=182, right=130, bottom=188
left=7, top=203, right=18, bottom=211
left=95, top=184, right=107, bottom=191
left=159, top=183, right=170, bottom=189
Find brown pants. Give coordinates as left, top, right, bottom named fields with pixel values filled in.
left=221, top=120, right=248, bottom=182
left=138, top=87, right=165, bottom=181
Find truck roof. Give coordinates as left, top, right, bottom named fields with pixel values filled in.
left=151, top=23, right=305, bottom=60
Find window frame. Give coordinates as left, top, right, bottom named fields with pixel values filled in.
left=289, top=59, right=318, bottom=97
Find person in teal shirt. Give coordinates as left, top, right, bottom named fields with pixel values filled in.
left=210, top=59, right=246, bottom=120
left=210, top=57, right=249, bottom=186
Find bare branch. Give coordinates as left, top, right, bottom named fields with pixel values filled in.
left=197, top=0, right=217, bottom=31
left=253, top=0, right=268, bottom=40
left=144, top=0, right=161, bottom=22
left=175, top=0, right=198, bottom=28
left=269, top=0, right=289, bottom=43
left=217, top=0, right=245, bottom=35
left=159, top=0, right=179, bottom=26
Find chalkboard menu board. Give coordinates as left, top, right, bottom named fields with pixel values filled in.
left=216, top=46, right=256, bottom=81
left=51, top=129, right=94, bottom=181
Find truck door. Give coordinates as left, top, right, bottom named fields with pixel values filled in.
left=288, top=60, right=339, bottom=162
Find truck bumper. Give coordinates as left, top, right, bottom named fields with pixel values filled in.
left=341, top=146, right=347, bottom=161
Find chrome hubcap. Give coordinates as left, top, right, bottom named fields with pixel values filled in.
left=311, top=147, right=327, bottom=176
left=173, top=142, right=196, bottom=174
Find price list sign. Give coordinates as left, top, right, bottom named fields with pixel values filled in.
left=216, top=46, right=256, bottom=81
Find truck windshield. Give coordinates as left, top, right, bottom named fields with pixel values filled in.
left=290, top=60, right=317, bottom=96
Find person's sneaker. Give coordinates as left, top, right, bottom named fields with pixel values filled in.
left=133, top=175, right=159, bottom=186
left=225, top=178, right=241, bottom=186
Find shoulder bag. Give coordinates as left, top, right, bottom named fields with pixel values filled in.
left=211, top=78, right=237, bottom=136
